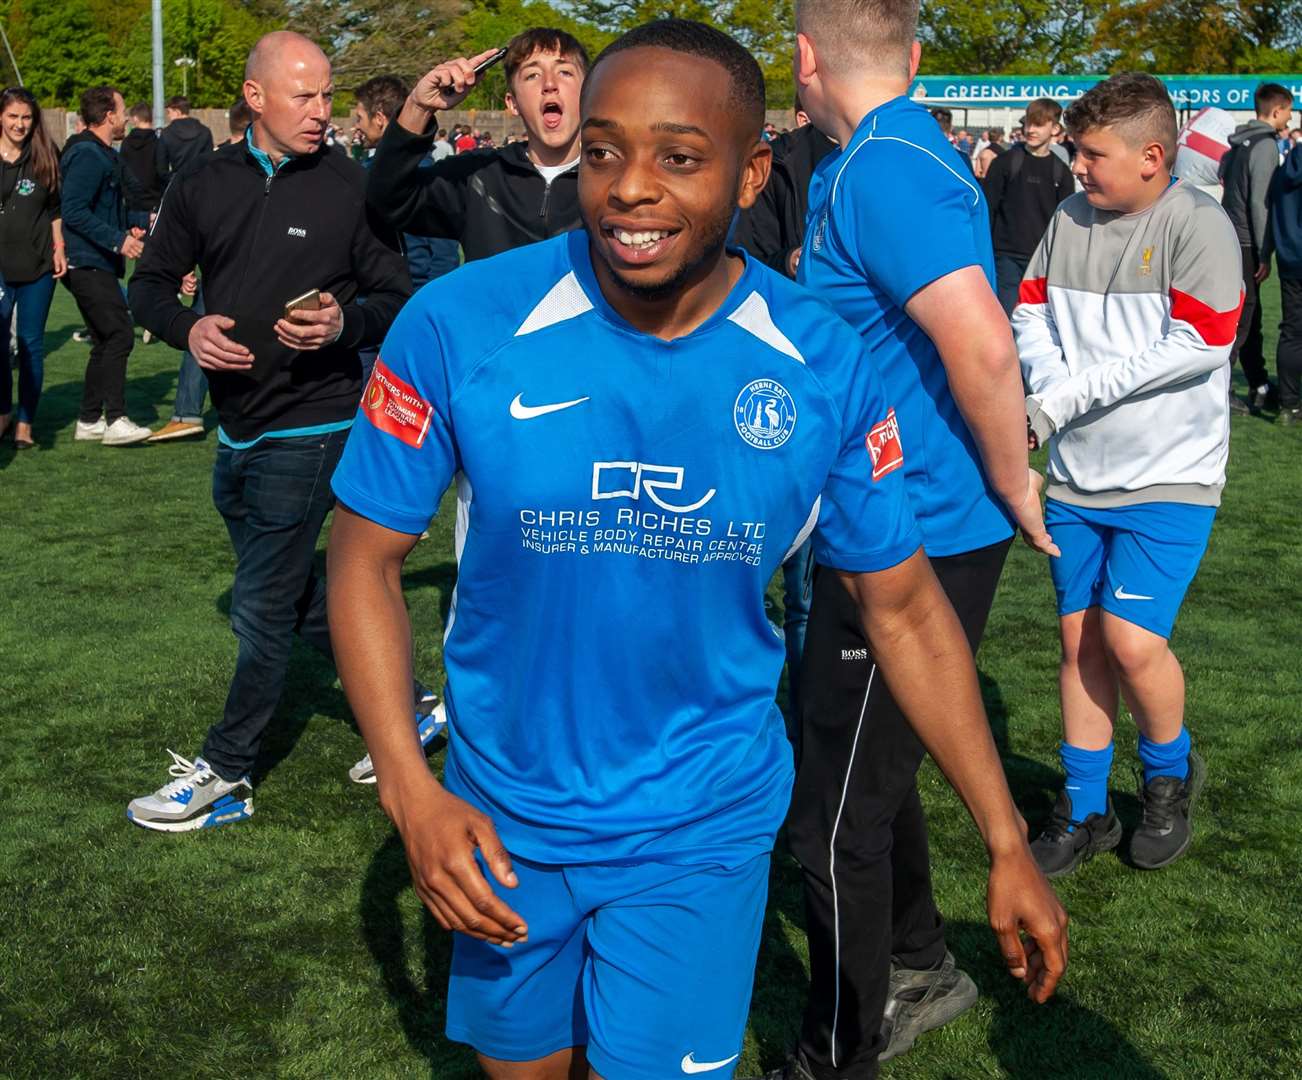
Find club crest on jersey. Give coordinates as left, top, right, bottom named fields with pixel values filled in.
left=866, top=408, right=904, bottom=480
left=734, top=379, right=796, bottom=450
left=363, top=358, right=433, bottom=449
left=16, top=179, right=34, bottom=197
left=811, top=212, right=828, bottom=253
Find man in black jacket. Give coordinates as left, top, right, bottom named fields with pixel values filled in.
left=119, top=102, right=164, bottom=228
left=156, top=96, right=214, bottom=184
left=126, top=31, right=415, bottom=832
left=367, top=28, right=589, bottom=261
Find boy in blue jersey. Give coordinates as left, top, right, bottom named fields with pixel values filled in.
left=327, top=21, right=1066, bottom=1080
left=783, top=0, right=1061, bottom=1075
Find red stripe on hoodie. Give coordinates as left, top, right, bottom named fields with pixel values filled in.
left=1017, top=276, right=1048, bottom=307
left=1169, top=287, right=1245, bottom=346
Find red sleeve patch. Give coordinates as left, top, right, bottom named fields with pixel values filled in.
left=363, top=358, right=434, bottom=449
left=866, top=408, right=905, bottom=481
left=1016, top=276, right=1048, bottom=307
left=1170, top=287, right=1244, bottom=347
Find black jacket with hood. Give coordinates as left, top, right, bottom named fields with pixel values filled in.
left=119, top=127, right=164, bottom=211
left=1220, top=119, right=1279, bottom=256
left=128, top=139, right=410, bottom=442
left=157, top=116, right=215, bottom=183
left=367, top=120, right=580, bottom=261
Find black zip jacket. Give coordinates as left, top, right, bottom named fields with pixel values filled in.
left=157, top=116, right=214, bottom=183
left=129, top=140, right=411, bottom=442
left=367, top=120, right=580, bottom=261
left=0, top=143, right=60, bottom=283
left=734, top=124, right=837, bottom=277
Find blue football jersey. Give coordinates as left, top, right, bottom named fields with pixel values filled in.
left=332, top=229, right=921, bottom=867
left=800, top=96, right=1015, bottom=557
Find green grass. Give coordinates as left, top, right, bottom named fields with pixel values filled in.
left=1, top=281, right=1300, bottom=1079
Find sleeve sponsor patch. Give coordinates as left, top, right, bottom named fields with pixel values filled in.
left=866, top=408, right=904, bottom=481
left=363, top=358, right=434, bottom=449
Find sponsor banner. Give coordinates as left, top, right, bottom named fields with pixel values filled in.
left=910, top=74, right=1302, bottom=109
left=867, top=408, right=904, bottom=482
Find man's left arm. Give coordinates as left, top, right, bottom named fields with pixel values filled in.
left=1249, top=138, right=1278, bottom=265
left=343, top=204, right=412, bottom=351
left=1027, top=204, right=1244, bottom=434
left=839, top=555, right=1069, bottom=1000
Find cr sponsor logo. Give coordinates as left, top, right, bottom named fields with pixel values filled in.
left=591, top=461, right=716, bottom=514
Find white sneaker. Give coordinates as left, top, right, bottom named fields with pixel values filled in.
left=75, top=417, right=107, bottom=441
left=127, top=750, right=253, bottom=832
left=350, top=696, right=446, bottom=784
left=101, top=417, right=153, bottom=446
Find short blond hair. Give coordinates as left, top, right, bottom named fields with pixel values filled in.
left=796, top=0, right=919, bottom=78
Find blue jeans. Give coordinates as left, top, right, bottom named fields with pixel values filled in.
left=994, top=252, right=1030, bottom=317
left=782, top=539, right=814, bottom=723
left=172, top=287, right=208, bottom=422
left=0, top=273, right=57, bottom=423
left=201, top=430, right=348, bottom=781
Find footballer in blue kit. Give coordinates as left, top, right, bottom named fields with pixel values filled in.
left=328, top=21, right=1067, bottom=1080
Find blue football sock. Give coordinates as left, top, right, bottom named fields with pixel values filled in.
left=1059, top=741, right=1114, bottom=822
left=1137, top=728, right=1191, bottom=784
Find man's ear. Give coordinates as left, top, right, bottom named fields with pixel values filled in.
left=243, top=80, right=263, bottom=115
left=794, top=32, right=817, bottom=91
left=908, top=40, right=922, bottom=80
left=505, top=92, right=520, bottom=118
left=737, top=138, right=773, bottom=211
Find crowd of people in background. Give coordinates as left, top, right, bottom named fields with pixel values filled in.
left=0, top=14, right=1292, bottom=1078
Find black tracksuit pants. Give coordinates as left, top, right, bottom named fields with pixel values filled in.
left=1231, top=245, right=1270, bottom=393
left=1277, top=276, right=1302, bottom=410
left=63, top=267, right=134, bottom=424
left=787, top=537, right=1011, bottom=1079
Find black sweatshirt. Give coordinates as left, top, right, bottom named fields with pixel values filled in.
left=981, top=145, right=1075, bottom=259
left=367, top=120, right=580, bottom=261
left=0, top=144, right=60, bottom=283
left=129, top=140, right=410, bottom=442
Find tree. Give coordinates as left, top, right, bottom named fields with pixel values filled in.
left=1095, top=0, right=1302, bottom=73
left=5, top=0, right=116, bottom=103
left=918, top=0, right=1113, bottom=74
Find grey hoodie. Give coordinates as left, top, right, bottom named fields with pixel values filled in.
left=1220, top=118, right=1279, bottom=255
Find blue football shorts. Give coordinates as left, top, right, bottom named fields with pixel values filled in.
left=1045, top=499, right=1217, bottom=639
left=445, top=851, right=770, bottom=1080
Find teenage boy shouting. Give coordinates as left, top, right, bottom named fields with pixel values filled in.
left=982, top=96, right=1075, bottom=315
left=1014, top=73, right=1243, bottom=878
left=367, top=28, right=588, bottom=260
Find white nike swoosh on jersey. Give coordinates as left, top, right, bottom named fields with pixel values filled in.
left=1113, top=585, right=1155, bottom=601
left=509, top=393, right=590, bottom=420
left=681, top=1053, right=740, bottom=1074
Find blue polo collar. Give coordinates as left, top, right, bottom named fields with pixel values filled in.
left=246, top=126, right=293, bottom=178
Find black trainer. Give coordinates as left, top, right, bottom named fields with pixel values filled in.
left=878, top=950, right=978, bottom=1062
left=1029, top=790, right=1122, bottom=878
left=1130, top=749, right=1206, bottom=870
left=744, top=1049, right=815, bottom=1080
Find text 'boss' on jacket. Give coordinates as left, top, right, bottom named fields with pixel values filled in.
left=128, top=139, right=411, bottom=442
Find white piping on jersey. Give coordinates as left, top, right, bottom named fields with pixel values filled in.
left=444, top=471, right=473, bottom=646
left=828, top=663, right=877, bottom=1069
left=514, top=271, right=594, bottom=337
left=783, top=497, right=821, bottom=563
left=831, top=114, right=980, bottom=209
left=726, top=291, right=807, bottom=364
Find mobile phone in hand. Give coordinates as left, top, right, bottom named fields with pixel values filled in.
left=284, top=289, right=321, bottom=319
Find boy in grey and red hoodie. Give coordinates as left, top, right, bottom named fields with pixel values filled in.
left=1013, top=73, right=1243, bottom=879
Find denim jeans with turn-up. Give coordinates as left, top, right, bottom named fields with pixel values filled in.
left=200, top=428, right=349, bottom=782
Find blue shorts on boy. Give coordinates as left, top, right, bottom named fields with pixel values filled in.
left=331, top=230, right=921, bottom=1074
left=1045, top=499, right=1217, bottom=639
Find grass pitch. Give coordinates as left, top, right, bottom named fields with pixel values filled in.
left=1, top=282, right=1299, bottom=1079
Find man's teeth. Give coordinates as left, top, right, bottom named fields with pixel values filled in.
left=616, top=230, right=670, bottom=249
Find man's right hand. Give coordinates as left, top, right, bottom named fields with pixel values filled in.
left=381, top=774, right=528, bottom=947
left=1011, top=468, right=1060, bottom=557
left=399, top=49, right=504, bottom=132
left=188, top=314, right=254, bottom=372
left=120, top=233, right=145, bottom=259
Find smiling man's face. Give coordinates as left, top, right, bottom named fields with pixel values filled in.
left=579, top=46, right=769, bottom=302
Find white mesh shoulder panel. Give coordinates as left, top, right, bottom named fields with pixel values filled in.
left=727, top=291, right=806, bottom=365
left=514, top=271, right=594, bottom=337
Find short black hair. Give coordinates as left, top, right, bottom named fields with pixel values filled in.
left=128, top=101, right=151, bottom=124
left=166, top=95, right=190, bottom=114
left=1256, top=82, right=1292, bottom=116
left=1065, top=72, right=1176, bottom=161
left=228, top=96, right=253, bottom=136
left=504, top=28, right=591, bottom=85
left=80, top=85, right=120, bottom=126
left=587, top=19, right=764, bottom=134
left=354, top=75, right=409, bottom=123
